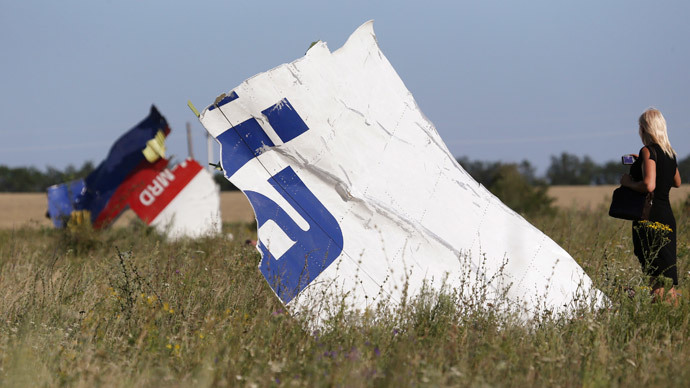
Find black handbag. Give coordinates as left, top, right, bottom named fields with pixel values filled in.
left=608, top=186, right=653, bottom=221
left=609, top=145, right=656, bottom=221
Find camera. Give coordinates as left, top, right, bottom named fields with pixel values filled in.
left=621, top=154, right=636, bottom=165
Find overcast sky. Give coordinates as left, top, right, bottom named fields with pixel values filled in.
left=2, top=0, right=689, bottom=174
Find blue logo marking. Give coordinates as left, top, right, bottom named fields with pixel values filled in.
left=215, top=95, right=344, bottom=303
left=217, top=117, right=274, bottom=177
left=247, top=166, right=343, bottom=303
left=262, top=99, right=310, bottom=143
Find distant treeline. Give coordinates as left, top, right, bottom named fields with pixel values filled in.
left=453, top=152, right=690, bottom=217
left=0, top=162, right=237, bottom=192
left=0, top=162, right=96, bottom=192
left=2, top=151, right=690, bottom=193
left=458, top=152, right=690, bottom=186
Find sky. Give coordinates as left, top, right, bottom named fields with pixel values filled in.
left=2, top=0, right=689, bottom=175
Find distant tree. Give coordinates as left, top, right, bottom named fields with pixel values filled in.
left=0, top=165, right=44, bottom=192
left=457, top=157, right=554, bottom=216
left=458, top=158, right=541, bottom=186
left=456, top=157, right=502, bottom=187
left=213, top=172, right=239, bottom=191
left=593, top=160, right=626, bottom=185
left=491, top=164, right=554, bottom=217
left=0, top=161, right=95, bottom=192
left=547, top=152, right=599, bottom=185
left=517, top=160, right=539, bottom=185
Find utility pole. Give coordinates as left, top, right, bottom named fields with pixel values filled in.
left=207, top=132, right=214, bottom=173
left=186, top=122, right=195, bottom=160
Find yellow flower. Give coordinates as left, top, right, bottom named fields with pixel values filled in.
left=639, top=220, right=672, bottom=233
left=166, top=344, right=172, bottom=349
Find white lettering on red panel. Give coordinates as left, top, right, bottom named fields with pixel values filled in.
left=139, top=170, right=176, bottom=206
left=128, top=159, right=202, bottom=223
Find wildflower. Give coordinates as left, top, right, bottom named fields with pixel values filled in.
left=635, top=220, right=673, bottom=266
left=199, top=333, right=205, bottom=339
left=166, top=344, right=172, bottom=349
left=638, top=220, right=672, bottom=233
left=174, top=344, right=180, bottom=350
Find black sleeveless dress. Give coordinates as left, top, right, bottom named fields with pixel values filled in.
left=630, top=143, right=678, bottom=285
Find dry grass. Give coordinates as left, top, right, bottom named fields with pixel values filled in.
left=0, top=192, right=255, bottom=229
left=548, top=185, right=690, bottom=211
left=1, top=205, right=690, bottom=386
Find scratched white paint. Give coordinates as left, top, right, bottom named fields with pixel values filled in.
left=198, top=21, right=606, bottom=320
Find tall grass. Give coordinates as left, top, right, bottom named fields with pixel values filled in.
left=0, top=206, right=689, bottom=387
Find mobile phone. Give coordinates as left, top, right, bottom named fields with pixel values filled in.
left=621, top=155, right=636, bottom=165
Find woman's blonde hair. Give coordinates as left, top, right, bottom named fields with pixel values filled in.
left=639, top=108, right=676, bottom=158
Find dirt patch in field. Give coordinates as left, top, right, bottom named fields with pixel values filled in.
left=2, top=186, right=689, bottom=229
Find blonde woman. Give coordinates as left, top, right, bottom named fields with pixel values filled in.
left=620, top=108, right=681, bottom=300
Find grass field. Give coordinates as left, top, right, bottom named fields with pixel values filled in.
left=2, top=193, right=690, bottom=386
